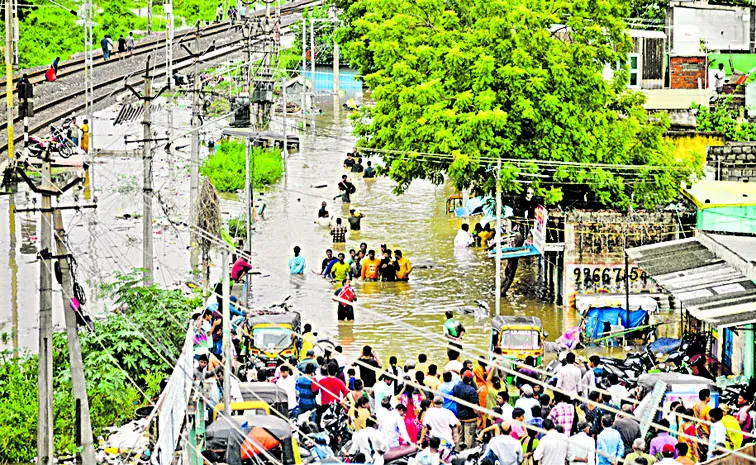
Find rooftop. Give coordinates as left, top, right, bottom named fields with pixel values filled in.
left=682, top=179, right=756, bottom=209
left=626, top=235, right=756, bottom=328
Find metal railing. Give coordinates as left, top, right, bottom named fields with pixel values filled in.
left=143, top=322, right=196, bottom=465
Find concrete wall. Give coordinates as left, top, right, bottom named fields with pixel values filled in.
left=671, top=4, right=751, bottom=53
left=670, top=56, right=707, bottom=89
left=708, top=142, right=756, bottom=181
left=553, top=210, right=680, bottom=308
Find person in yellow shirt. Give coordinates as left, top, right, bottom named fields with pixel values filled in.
left=395, top=249, right=413, bottom=280
left=300, top=324, right=317, bottom=360
left=330, top=253, right=351, bottom=281
left=424, top=364, right=441, bottom=391
left=360, top=249, right=381, bottom=280
left=721, top=409, right=743, bottom=450
left=80, top=119, right=90, bottom=153
left=478, top=224, right=494, bottom=247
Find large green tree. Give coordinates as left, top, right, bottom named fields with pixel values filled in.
left=342, top=0, right=699, bottom=209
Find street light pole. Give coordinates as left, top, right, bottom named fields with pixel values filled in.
left=495, top=157, right=502, bottom=316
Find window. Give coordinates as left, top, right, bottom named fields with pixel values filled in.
left=499, top=330, right=539, bottom=350
left=628, top=53, right=640, bottom=88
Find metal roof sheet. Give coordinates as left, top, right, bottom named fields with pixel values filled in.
left=626, top=237, right=756, bottom=328
left=682, top=180, right=756, bottom=209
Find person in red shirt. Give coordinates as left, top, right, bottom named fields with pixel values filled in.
left=313, top=362, right=350, bottom=406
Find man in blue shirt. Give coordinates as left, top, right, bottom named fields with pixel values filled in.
left=597, top=415, right=624, bottom=465
left=289, top=246, right=306, bottom=274
left=296, top=363, right=317, bottom=415
left=452, top=371, right=480, bottom=451
left=437, top=371, right=459, bottom=414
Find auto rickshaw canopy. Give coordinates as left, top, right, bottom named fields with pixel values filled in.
left=492, top=316, right=543, bottom=349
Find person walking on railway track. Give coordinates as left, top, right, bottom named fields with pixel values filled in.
left=126, top=32, right=135, bottom=55
left=117, top=35, right=127, bottom=58
left=51, top=57, right=60, bottom=75
left=215, top=3, right=224, bottom=22
left=101, top=35, right=114, bottom=61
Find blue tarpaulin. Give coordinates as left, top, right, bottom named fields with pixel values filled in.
left=584, top=306, right=648, bottom=339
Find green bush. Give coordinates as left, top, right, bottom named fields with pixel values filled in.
left=228, top=216, right=248, bottom=238
left=692, top=99, right=756, bottom=141
left=200, top=140, right=283, bottom=192
left=0, top=270, right=201, bottom=462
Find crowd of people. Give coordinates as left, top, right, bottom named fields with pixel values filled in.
left=194, top=251, right=755, bottom=465
left=100, top=32, right=135, bottom=61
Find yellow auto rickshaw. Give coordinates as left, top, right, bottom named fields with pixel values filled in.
left=491, top=316, right=546, bottom=368
left=240, top=312, right=301, bottom=374
left=212, top=382, right=290, bottom=421
left=205, top=415, right=302, bottom=465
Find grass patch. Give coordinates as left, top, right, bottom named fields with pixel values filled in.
left=200, top=140, right=283, bottom=192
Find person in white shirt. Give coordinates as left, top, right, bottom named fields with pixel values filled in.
left=454, top=224, right=475, bottom=247
left=515, top=384, right=540, bottom=422
left=534, top=419, right=569, bottom=465
left=420, top=397, right=461, bottom=446
left=556, top=352, right=582, bottom=397
left=348, top=417, right=390, bottom=465
left=377, top=398, right=412, bottom=447
left=714, top=63, right=726, bottom=95
left=708, top=408, right=727, bottom=461
left=334, top=345, right=348, bottom=372
left=275, top=364, right=298, bottom=416
left=415, top=437, right=442, bottom=465
left=568, top=421, right=596, bottom=465
left=373, top=375, right=395, bottom=408
left=498, top=391, right=514, bottom=420
left=484, top=422, right=523, bottom=465
left=605, top=374, right=628, bottom=408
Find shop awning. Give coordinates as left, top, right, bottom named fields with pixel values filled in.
left=626, top=236, right=756, bottom=328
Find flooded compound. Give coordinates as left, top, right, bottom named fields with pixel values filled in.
left=0, top=94, right=563, bottom=361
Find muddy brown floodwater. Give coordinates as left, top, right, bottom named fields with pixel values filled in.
left=0, top=93, right=566, bottom=366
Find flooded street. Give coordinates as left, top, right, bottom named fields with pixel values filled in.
left=0, top=93, right=563, bottom=363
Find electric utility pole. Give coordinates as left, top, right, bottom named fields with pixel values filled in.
left=12, top=0, right=18, bottom=68
left=125, top=56, right=169, bottom=285
left=182, top=24, right=215, bottom=270
left=147, top=0, right=153, bottom=35
left=37, top=149, right=54, bottom=465
left=142, top=58, right=154, bottom=284
left=221, top=248, right=231, bottom=418
left=165, top=0, right=174, bottom=88
left=13, top=152, right=90, bottom=465
left=189, top=23, right=201, bottom=241
left=495, top=157, right=502, bottom=315
left=5, top=0, right=15, bottom=160
left=53, top=210, right=96, bottom=465
left=301, top=17, right=306, bottom=118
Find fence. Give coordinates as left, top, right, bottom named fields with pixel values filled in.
left=701, top=443, right=756, bottom=465
left=144, top=323, right=195, bottom=465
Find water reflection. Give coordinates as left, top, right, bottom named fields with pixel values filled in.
left=0, top=94, right=563, bottom=362
left=245, top=96, right=563, bottom=363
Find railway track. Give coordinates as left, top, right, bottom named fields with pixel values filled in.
left=0, top=0, right=320, bottom=159
left=0, top=20, right=233, bottom=107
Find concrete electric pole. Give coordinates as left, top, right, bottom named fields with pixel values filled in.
left=142, top=58, right=154, bottom=285
left=37, top=148, right=54, bottom=465
left=5, top=0, right=15, bottom=160
left=53, top=210, right=96, bottom=465
left=125, top=56, right=169, bottom=285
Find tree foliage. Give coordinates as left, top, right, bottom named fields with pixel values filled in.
left=0, top=271, right=200, bottom=462
left=343, top=0, right=697, bottom=210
